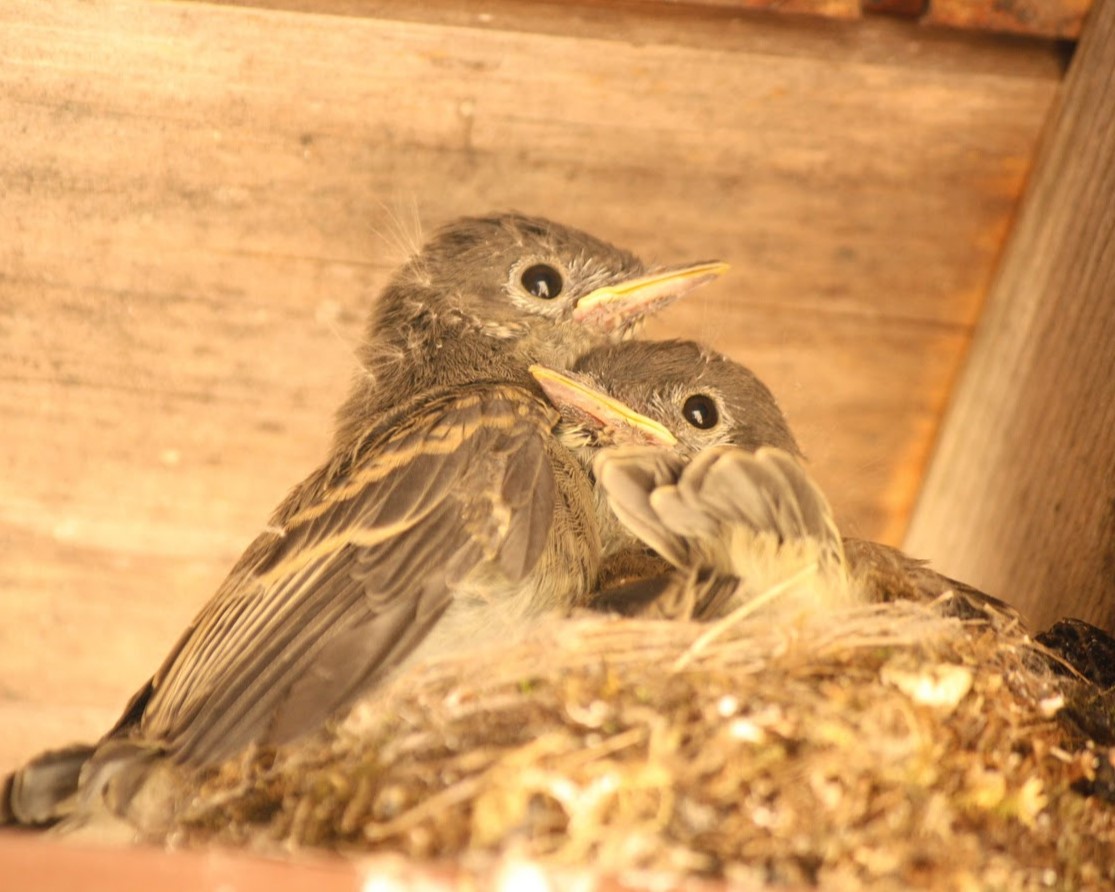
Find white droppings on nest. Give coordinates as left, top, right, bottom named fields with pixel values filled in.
left=881, top=662, right=974, bottom=712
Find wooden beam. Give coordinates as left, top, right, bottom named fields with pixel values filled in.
left=905, top=0, right=1115, bottom=632
left=926, top=0, right=1092, bottom=39
left=205, top=0, right=1095, bottom=39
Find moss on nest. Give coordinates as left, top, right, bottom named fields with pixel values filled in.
left=172, top=597, right=1115, bottom=889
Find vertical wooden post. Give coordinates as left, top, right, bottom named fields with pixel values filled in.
left=905, top=0, right=1115, bottom=632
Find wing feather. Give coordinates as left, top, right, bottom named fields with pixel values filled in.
left=599, top=446, right=845, bottom=572
left=132, top=384, right=563, bottom=765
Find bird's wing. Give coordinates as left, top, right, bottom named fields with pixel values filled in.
left=597, top=446, right=843, bottom=572
left=591, top=447, right=693, bottom=567
left=595, top=446, right=847, bottom=613
left=843, top=537, right=1022, bottom=624
left=672, top=446, right=845, bottom=578
left=129, top=384, right=564, bottom=766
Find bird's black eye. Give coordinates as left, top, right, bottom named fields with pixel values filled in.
left=682, top=394, right=719, bottom=429
left=520, top=264, right=563, bottom=300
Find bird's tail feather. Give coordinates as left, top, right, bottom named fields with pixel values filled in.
left=1, top=742, right=94, bottom=826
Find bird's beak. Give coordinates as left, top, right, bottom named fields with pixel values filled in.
left=529, top=365, right=678, bottom=447
left=572, top=260, right=728, bottom=333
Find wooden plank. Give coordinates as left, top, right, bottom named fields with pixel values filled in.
left=199, top=0, right=1068, bottom=76
left=631, top=0, right=860, bottom=19
left=906, top=0, right=1115, bottom=632
left=0, top=832, right=739, bottom=892
left=0, top=833, right=369, bottom=892
left=206, top=0, right=1096, bottom=39
left=927, top=0, right=1092, bottom=39
left=0, top=0, right=1059, bottom=771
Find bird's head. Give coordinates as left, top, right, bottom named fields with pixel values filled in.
left=530, top=339, right=800, bottom=459
left=377, top=213, right=727, bottom=372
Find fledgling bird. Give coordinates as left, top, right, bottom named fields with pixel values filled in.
left=530, top=339, right=847, bottom=619
left=532, top=339, right=1017, bottom=624
left=1, top=215, right=724, bottom=831
left=532, top=338, right=802, bottom=556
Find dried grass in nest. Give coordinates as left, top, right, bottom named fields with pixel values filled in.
left=173, top=597, right=1115, bottom=889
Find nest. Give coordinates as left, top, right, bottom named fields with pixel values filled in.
left=171, top=597, right=1115, bottom=889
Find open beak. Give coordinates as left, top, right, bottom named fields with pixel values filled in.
left=529, top=365, right=678, bottom=447
left=572, top=260, right=728, bottom=334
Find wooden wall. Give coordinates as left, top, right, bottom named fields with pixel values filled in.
left=907, top=0, right=1115, bottom=633
left=0, top=0, right=1063, bottom=771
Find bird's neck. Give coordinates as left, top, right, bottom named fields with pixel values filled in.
left=330, top=291, right=537, bottom=457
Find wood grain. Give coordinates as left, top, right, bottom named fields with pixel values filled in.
left=207, top=0, right=1096, bottom=39
left=905, top=0, right=1115, bottom=632
left=646, top=0, right=859, bottom=18
left=0, top=0, right=1059, bottom=770
left=927, top=0, right=1092, bottom=39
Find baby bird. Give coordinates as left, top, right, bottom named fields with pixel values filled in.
left=1, top=216, right=724, bottom=830
left=532, top=339, right=1012, bottom=624
left=531, top=338, right=847, bottom=620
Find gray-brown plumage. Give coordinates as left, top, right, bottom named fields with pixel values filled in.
left=533, top=339, right=1017, bottom=624
left=137, top=385, right=598, bottom=762
left=1, top=216, right=725, bottom=830
left=532, top=338, right=801, bottom=559
left=3, top=384, right=599, bottom=832
left=531, top=339, right=831, bottom=618
left=331, top=214, right=726, bottom=457
left=595, top=445, right=851, bottom=620
left=568, top=339, right=800, bottom=460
